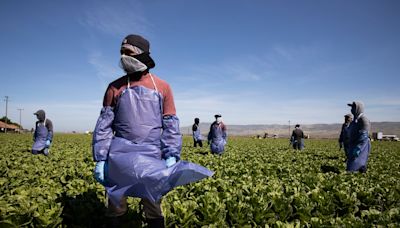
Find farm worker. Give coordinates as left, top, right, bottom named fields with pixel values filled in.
left=92, top=34, right=213, bottom=227
left=207, top=114, right=227, bottom=155
left=339, top=113, right=353, bottom=153
left=290, top=124, right=305, bottom=150
left=346, top=101, right=371, bottom=173
left=192, top=118, right=203, bottom=147
left=32, top=110, right=53, bottom=156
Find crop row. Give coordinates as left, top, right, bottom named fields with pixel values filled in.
left=0, top=134, right=399, bottom=227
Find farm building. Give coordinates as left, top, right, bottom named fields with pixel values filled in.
left=0, top=121, right=19, bottom=133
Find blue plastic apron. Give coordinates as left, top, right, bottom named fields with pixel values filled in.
left=209, top=123, right=226, bottom=154
left=103, top=75, right=213, bottom=204
left=32, top=119, right=48, bottom=151
left=193, top=124, right=202, bottom=141
left=346, top=122, right=371, bottom=172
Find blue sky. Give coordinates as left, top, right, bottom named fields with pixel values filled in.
left=1, top=0, right=399, bottom=132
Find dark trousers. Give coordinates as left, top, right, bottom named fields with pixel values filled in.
left=106, top=196, right=163, bottom=219
left=106, top=196, right=164, bottom=227
left=193, top=139, right=203, bottom=147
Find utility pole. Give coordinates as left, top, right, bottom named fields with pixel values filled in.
left=17, top=108, right=23, bottom=132
left=288, top=120, right=291, bottom=138
left=4, top=96, right=9, bottom=133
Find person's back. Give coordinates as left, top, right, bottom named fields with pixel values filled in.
left=291, top=124, right=304, bottom=150
left=292, top=128, right=304, bottom=141
left=32, top=110, right=53, bottom=156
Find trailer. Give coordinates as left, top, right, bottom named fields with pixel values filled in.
left=372, top=132, right=399, bottom=141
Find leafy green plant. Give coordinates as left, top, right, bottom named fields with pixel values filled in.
left=0, top=134, right=399, bottom=227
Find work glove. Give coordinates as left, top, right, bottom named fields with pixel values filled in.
left=45, top=140, right=51, bottom=148
left=165, top=157, right=177, bottom=168
left=94, top=161, right=108, bottom=185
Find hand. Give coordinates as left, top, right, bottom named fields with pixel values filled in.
left=45, top=140, right=51, bottom=147
left=94, top=161, right=108, bottom=185
left=165, top=157, right=177, bottom=168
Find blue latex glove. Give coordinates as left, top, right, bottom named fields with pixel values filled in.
left=94, top=161, right=108, bottom=185
left=165, top=157, right=177, bottom=168
left=45, top=140, right=51, bottom=147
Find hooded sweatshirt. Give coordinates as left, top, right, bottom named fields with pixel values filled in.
left=35, top=110, right=53, bottom=132
left=349, top=101, right=370, bottom=147
left=351, top=101, right=370, bottom=133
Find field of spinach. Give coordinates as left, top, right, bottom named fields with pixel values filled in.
left=0, top=133, right=399, bottom=227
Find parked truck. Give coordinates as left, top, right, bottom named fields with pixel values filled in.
left=372, top=132, right=399, bottom=141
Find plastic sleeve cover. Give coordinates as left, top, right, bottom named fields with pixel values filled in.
left=92, top=107, right=115, bottom=161
left=161, top=115, right=182, bottom=160
left=47, top=131, right=53, bottom=141
left=356, top=130, right=369, bottom=148
left=223, top=130, right=227, bottom=141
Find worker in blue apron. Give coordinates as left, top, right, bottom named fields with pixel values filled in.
left=208, top=114, right=227, bottom=155
left=32, top=110, right=53, bottom=156
left=192, top=118, right=203, bottom=147
left=92, top=34, right=213, bottom=227
left=346, top=101, right=371, bottom=173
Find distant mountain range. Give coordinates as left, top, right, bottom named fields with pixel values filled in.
left=180, top=122, right=400, bottom=139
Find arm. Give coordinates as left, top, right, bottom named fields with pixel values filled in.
left=290, top=131, right=295, bottom=143
left=207, top=124, right=213, bottom=142
left=222, top=123, right=227, bottom=141
left=161, top=115, right=182, bottom=160
left=338, top=125, right=345, bottom=149
left=92, top=87, right=116, bottom=161
left=45, top=119, right=54, bottom=142
left=92, top=106, right=114, bottom=161
left=349, top=118, right=370, bottom=158
left=160, top=84, right=182, bottom=160
left=33, top=122, right=38, bottom=141
left=339, top=125, right=344, bottom=144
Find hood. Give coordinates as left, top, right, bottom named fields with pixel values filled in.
left=349, top=101, right=364, bottom=118
left=34, top=110, right=46, bottom=121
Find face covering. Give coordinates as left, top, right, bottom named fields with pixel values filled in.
left=120, top=54, right=147, bottom=73
left=216, top=117, right=222, bottom=123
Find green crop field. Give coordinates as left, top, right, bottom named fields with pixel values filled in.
left=0, top=134, right=399, bottom=227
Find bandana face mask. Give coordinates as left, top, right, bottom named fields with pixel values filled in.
left=120, top=54, right=148, bottom=73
